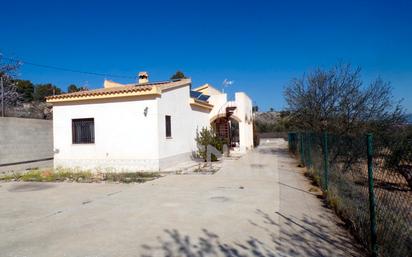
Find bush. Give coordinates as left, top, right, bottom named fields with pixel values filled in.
left=103, top=172, right=160, bottom=183
left=0, top=169, right=161, bottom=183
left=384, top=126, right=412, bottom=189
left=195, top=127, right=225, bottom=161
left=253, top=121, right=260, bottom=147
left=14, top=169, right=93, bottom=182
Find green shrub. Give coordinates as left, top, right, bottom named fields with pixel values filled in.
left=20, top=170, right=44, bottom=181
left=103, top=172, right=160, bottom=183
left=17, top=169, right=93, bottom=182
left=384, top=126, right=412, bottom=189
left=0, top=169, right=160, bottom=183
left=195, top=127, right=225, bottom=161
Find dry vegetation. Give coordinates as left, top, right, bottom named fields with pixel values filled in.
left=0, top=168, right=161, bottom=183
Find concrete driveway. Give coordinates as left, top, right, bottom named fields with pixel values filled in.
left=0, top=139, right=361, bottom=257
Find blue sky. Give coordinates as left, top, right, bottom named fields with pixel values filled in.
left=1, top=0, right=411, bottom=112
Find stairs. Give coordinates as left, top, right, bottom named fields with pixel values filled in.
left=225, top=101, right=237, bottom=118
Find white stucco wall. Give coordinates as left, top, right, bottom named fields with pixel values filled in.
left=208, top=93, right=228, bottom=121
left=208, top=91, right=254, bottom=153
left=52, top=82, right=251, bottom=172
left=53, top=85, right=210, bottom=172
left=157, top=85, right=210, bottom=169
left=235, top=92, right=254, bottom=152
left=53, top=96, right=160, bottom=171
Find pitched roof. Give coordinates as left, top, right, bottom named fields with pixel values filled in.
left=47, top=79, right=191, bottom=103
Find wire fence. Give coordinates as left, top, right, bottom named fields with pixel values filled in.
left=288, top=132, right=411, bottom=257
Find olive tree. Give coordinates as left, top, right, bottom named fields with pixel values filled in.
left=284, top=63, right=404, bottom=136
left=0, top=55, right=22, bottom=115
left=284, top=63, right=411, bottom=188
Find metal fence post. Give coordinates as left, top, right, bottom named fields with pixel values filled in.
left=300, top=133, right=305, bottom=166
left=322, top=131, right=329, bottom=191
left=1, top=76, right=4, bottom=117
left=367, top=134, right=378, bottom=257
left=306, top=132, right=312, bottom=168
left=288, top=133, right=292, bottom=151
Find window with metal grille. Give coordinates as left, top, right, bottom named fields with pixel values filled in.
left=165, top=115, right=171, bottom=138
left=72, top=118, right=95, bottom=144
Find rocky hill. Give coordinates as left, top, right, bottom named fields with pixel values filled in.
left=254, top=111, right=281, bottom=125
left=254, top=111, right=291, bottom=133
left=3, top=102, right=53, bottom=119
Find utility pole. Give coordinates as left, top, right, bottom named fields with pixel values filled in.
left=1, top=76, right=4, bottom=117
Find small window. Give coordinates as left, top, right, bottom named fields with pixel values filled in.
left=72, top=118, right=95, bottom=144
left=165, top=115, right=171, bottom=138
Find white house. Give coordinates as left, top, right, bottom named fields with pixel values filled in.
left=47, top=72, right=254, bottom=172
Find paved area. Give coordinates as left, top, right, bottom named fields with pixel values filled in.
left=0, top=139, right=362, bottom=257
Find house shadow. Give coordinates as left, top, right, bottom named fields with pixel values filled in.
left=140, top=209, right=364, bottom=257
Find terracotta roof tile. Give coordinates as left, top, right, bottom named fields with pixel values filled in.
left=46, top=81, right=168, bottom=100
left=46, top=78, right=192, bottom=102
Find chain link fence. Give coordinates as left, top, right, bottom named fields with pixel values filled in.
left=288, top=132, right=411, bottom=257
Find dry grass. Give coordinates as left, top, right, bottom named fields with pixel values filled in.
left=0, top=168, right=161, bottom=184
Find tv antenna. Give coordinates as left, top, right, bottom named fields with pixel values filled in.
left=222, top=79, right=234, bottom=93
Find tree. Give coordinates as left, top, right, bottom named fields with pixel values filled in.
left=170, top=71, right=186, bottom=80
left=195, top=127, right=224, bottom=161
left=0, top=54, right=20, bottom=77
left=279, top=110, right=291, bottom=119
left=33, top=84, right=62, bottom=101
left=385, top=126, right=412, bottom=189
left=0, top=55, right=22, bottom=113
left=67, top=84, right=88, bottom=93
left=269, top=107, right=274, bottom=112
left=68, top=84, right=79, bottom=93
left=252, top=105, right=259, bottom=112
left=0, top=76, right=21, bottom=108
left=15, top=80, right=34, bottom=102
left=285, top=63, right=411, bottom=188
left=284, top=63, right=404, bottom=135
left=253, top=121, right=260, bottom=147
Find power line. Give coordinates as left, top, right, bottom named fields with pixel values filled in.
left=1, top=55, right=135, bottom=79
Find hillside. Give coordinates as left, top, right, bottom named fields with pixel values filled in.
left=3, top=102, right=53, bottom=119
left=254, top=111, right=280, bottom=125
left=254, top=111, right=290, bottom=133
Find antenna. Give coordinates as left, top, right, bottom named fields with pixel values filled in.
left=222, top=79, right=234, bottom=93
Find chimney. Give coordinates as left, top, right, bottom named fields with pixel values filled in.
left=138, top=71, right=149, bottom=84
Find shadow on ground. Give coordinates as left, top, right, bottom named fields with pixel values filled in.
left=7, top=182, right=56, bottom=192
left=140, top=209, right=363, bottom=257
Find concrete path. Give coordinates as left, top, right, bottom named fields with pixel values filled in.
left=0, top=139, right=362, bottom=257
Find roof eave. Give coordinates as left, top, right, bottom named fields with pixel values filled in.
left=46, top=87, right=161, bottom=103
left=189, top=98, right=213, bottom=111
